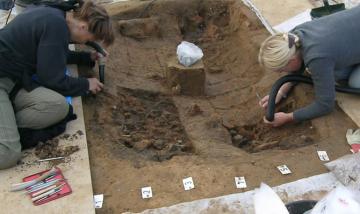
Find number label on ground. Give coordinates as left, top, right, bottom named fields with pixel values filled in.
left=317, top=151, right=330, bottom=161
left=277, top=165, right=292, bottom=175
left=141, top=186, right=153, bottom=199
left=183, top=177, right=195, bottom=191
left=234, top=177, right=247, bottom=189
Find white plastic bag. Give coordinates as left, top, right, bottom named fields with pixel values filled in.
left=254, top=183, right=289, bottom=214
left=310, top=186, right=360, bottom=214
left=176, top=41, right=203, bottom=67
left=325, top=153, right=360, bottom=189
left=344, top=0, right=360, bottom=8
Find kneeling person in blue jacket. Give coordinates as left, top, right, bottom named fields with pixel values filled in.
left=0, top=0, right=114, bottom=169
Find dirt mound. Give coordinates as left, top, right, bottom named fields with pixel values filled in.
left=34, top=130, right=83, bottom=166
left=35, top=139, right=80, bottom=159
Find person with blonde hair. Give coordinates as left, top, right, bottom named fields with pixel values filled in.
left=258, top=5, right=360, bottom=127
left=0, top=0, right=114, bottom=169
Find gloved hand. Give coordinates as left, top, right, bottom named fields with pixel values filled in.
left=346, top=129, right=360, bottom=153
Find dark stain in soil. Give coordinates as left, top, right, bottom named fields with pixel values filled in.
left=85, top=87, right=193, bottom=162
left=228, top=100, right=317, bottom=153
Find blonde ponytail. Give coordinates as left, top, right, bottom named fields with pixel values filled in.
left=258, top=33, right=300, bottom=71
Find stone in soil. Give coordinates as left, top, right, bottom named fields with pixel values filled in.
left=117, top=17, right=160, bottom=39
left=187, top=103, right=203, bottom=116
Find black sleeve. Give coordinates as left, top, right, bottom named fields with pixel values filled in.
left=67, top=50, right=96, bottom=68
left=36, top=17, right=89, bottom=97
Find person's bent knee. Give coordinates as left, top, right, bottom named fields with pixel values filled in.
left=34, top=96, right=69, bottom=128
left=16, top=90, right=69, bottom=129
left=49, top=94, right=69, bottom=121
left=0, top=144, right=21, bottom=169
left=348, top=65, right=360, bottom=88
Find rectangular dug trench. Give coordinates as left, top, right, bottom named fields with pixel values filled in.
left=83, top=0, right=356, bottom=212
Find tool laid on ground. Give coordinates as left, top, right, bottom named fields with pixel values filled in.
left=37, top=156, right=65, bottom=162
left=31, top=183, right=65, bottom=202
left=30, top=184, right=58, bottom=197
left=10, top=167, right=58, bottom=192
left=86, top=41, right=107, bottom=84
left=27, top=179, right=64, bottom=193
left=10, top=167, right=72, bottom=205
left=26, top=176, right=58, bottom=190
left=310, top=0, right=345, bottom=19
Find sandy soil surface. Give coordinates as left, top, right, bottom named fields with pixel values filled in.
left=80, top=0, right=356, bottom=213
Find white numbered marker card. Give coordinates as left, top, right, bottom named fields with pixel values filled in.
left=141, top=186, right=153, bottom=199
left=94, top=194, right=104, bottom=208
left=317, top=151, right=330, bottom=161
left=183, top=177, right=195, bottom=191
left=234, top=177, right=247, bottom=189
left=277, top=165, right=292, bottom=175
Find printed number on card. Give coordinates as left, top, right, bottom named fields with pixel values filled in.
left=183, top=177, right=195, bottom=191
left=235, top=177, right=247, bottom=189
left=317, top=151, right=330, bottom=161
left=277, top=165, right=292, bottom=175
left=141, top=187, right=153, bottom=199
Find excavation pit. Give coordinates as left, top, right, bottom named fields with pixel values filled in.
left=82, top=0, right=355, bottom=212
